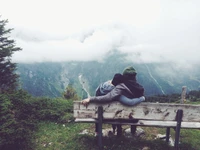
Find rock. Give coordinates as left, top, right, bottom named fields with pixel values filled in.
left=79, top=128, right=114, bottom=137
left=124, top=127, right=145, bottom=138
left=168, top=137, right=174, bottom=147
left=142, top=146, right=150, bottom=150
left=79, top=129, right=89, bottom=135
left=155, top=134, right=174, bottom=147
left=156, top=134, right=166, bottom=139
left=102, top=128, right=114, bottom=137
left=79, top=127, right=146, bottom=139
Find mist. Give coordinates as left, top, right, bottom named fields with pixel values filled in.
left=0, top=0, right=199, bottom=66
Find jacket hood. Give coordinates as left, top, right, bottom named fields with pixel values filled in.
left=123, top=80, right=144, bottom=98
left=96, top=80, right=115, bottom=96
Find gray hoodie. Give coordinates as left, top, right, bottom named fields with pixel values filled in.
left=90, top=83, right=134, bottom=103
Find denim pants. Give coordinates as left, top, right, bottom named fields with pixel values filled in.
left=119, top=95, right=145, bottom=106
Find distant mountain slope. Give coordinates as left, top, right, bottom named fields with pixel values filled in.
left=16, top=52, right=200, bottom=98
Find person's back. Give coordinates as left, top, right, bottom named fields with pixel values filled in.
left=82, top=66, right=145, bottom=105
left=119, top=66, right=144, bottom=98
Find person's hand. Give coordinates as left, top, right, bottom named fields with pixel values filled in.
left=81, top=98, right=90, bottom=106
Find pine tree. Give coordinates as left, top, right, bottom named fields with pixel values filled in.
left=0, top=17, right=22, bottom=93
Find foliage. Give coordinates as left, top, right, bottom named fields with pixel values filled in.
left=0, top=17, right=22, bottom=93
left=17, top=62, right=63, bottom=97
left=31, top=120, right=200, bottom=150
left=31, top=97, right=73, bottom=123
left=146, top=93, right=181, bottom=103
left=63, top=84, right=79, bottom=100
left=0, top=89, right=74, bottom=150
left=9, top=90, right=73, bottom=123
left=187, top=90, right=200, bottom=102
left=145, top=90, right=200, bottom=103
left=180, top=129, right=200, bottom=150
left=146, top=90, right=200, bottom=103
left=34, top=122, right=176, bottom=150
left=0, top=94, right=14, bottom=148
left=1, top=89, right=200, bottom=149
left=0, top=91, right=36, bottom=150
left=34, top=122, right=89, bottom=150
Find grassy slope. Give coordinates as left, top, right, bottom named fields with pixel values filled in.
left=34, top=121, right=200, bottom=150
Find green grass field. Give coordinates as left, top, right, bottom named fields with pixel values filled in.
left=33, top=120, right=200, bottom=150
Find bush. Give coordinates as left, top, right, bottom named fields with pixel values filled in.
left=0, top=90, right=74, bottom=150
left=30, top=97, right=73, bottom=123
left=0, top=92, right=36, bottom=150
left=8, top=90, right=73, bottom=123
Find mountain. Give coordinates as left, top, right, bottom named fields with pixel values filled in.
left=16, top=51, right=200, bottom=98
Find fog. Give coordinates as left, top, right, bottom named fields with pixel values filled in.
left=1, top=0, right=200, bottom=66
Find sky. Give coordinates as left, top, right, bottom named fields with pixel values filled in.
left=1, top=0, right=200, bottom=65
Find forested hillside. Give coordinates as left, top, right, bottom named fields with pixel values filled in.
left=17, top=51, right=200, bottom=98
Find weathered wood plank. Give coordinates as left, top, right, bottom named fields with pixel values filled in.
left=74, top=101, right=200, bottom=122
left=74, top=119, right=200, bottom=129
left=181, top=86, right=187, bottom=104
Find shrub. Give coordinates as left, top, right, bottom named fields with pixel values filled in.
left=0, top=92, right=36, bottom=150
left=0, top=90, right=74, bottom=150
left=32, top=97, right=73, bottom=123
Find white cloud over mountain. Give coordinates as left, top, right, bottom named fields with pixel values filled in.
left=0, top=0, right=200, bottom=65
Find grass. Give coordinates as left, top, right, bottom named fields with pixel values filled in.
left=180, top=129, right=200, bottom=149
left=34, top=121, right=90, bottom=150
left=33, top=121, right=200, bottom=150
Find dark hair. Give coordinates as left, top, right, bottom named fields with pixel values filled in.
left=111, top=73, right=124, bottom=86
left=123, top=74, right=136, bottom=81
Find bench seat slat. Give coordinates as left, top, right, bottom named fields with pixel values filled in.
left=74, top=118, right=200, bottom=129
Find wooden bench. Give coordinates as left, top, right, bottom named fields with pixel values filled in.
left=73, top=101, right=200, bottom=150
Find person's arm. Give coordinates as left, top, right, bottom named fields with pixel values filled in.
left=81, top=86, right=122, bottom=105
left=118, top=95, right=145, bottom=106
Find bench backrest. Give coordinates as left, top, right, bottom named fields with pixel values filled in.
left=74, top=101, right=200, bottom=122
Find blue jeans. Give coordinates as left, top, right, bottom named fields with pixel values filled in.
left=119, top=95, right=145, bottom=106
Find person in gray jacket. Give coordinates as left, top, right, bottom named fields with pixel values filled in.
left=95, top=74, right=145, bottom=106
left=82, top=66, right=145, bottom=105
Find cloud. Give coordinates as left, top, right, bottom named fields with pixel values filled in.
left=12, top=24, right=131, bottom=62
left=1, top=0, right=200, bottom=65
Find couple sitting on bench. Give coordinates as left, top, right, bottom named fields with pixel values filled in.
left=81, top=66, right=145, bottom=136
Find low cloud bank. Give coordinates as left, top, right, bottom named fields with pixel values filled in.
left=1, top=0, right=198, bottom=66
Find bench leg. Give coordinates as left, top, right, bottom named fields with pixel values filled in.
left=166, top=127, right=170, bottom=143
left=112, top=124, right=117, bottom=134
left=174, top=109, right=183, bottom=150
left=117, top=124, right=122, bottom=136
left=131, top=125, right=137, bottom=135
left=97, top=106, right=103, bottom=150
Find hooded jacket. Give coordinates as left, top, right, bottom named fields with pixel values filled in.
left=90, top=79, right=144, bottom=103
left=95, top=80, right=115, bottom=96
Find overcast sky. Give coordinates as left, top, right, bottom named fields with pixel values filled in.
left=1, top=0, right=200, bottom=65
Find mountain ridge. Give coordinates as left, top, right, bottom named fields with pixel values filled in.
left=16, top=53, right=200, bottom=98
